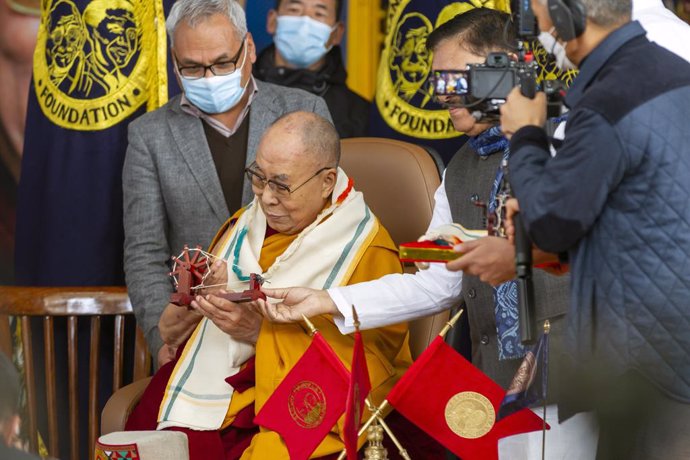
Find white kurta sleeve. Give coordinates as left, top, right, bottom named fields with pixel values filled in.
left=330, top=174, right=463, bottom=333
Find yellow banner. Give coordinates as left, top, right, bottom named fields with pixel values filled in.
left=33, top=0, right=168, bottom=131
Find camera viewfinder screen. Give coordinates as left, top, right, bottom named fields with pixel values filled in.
left=430, top=71, right=469, bottom=96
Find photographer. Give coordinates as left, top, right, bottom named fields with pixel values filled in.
left=261, top=9, right=598, bottom=458
left=501, top=0, right=690, bottom=457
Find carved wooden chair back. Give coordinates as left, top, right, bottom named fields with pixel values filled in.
left=0, top=286, right=151, bottom=460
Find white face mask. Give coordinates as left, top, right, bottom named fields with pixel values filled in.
left=179, top=42, right=250, bottom=114
left=538, top=27, right=577, bottom=70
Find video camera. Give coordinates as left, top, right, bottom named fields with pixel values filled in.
left=429, top=0, right=570, bottom=123
left=430, top=53, right=539, bottom=122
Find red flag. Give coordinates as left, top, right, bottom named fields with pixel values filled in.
left=343, top=329, right=371, bottom=459
left=386, top=336, right=547, bottom=460
left=254, top=332, right=350, bottom=460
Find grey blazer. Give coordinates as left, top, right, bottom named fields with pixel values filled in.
left=123, top=80, right=332, bottom=355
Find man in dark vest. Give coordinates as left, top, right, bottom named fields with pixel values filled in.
left=252, top=0, right=368, bottom=138
left=501, top=0, right=690, bottom=456
left=260, top=8, right=598, bottom=457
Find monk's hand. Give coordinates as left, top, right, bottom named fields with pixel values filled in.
left=191, top=291, right=262, bottom=344
left=258, top=287, right=337, bottom=322
left=446, top=236, right=516, bottom=286
left=159, top=302, right=203, bottom=348
left=202, top=259, right=228, bottom=294
left=500, top=87, right=547, bottom=139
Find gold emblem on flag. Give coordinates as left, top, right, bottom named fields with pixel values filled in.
left=288, top=380, right=327, bottom=429
left=33, top=0, right=165, bottom=131
left=444, top=391, right=495, bottom=439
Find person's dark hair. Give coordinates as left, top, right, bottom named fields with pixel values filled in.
left=275, top=0, right=343, bottom=21
left=0, top=353, right=20, bottom=422
left=270, top=111, right=340, bottom=166
left=426, top=8, right=516, bottom=56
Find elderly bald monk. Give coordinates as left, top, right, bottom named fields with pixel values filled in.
left=126, top=111, right=413, bottom=459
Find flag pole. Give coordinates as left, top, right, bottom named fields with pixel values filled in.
left=343, top=306, right=412, bottom=459
left=338, top=308, right=467, bottom=459
left=301, top=314, right=318, bottom=336
left=439, top=308, right=464, bottom=338
left=337, top=400, right=390, bottom=460
left=365, top=398, right=411, bottom=460
left=541, top=320, right=551, bottom=460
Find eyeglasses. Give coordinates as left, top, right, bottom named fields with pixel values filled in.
left=245, top=165, right=334, bottom=197
left=176, top=38, right=246, bottom=80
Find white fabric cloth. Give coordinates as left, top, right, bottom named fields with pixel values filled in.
left=633, top=0, right=690, bottom=63
left=159, top=169, right=377, bottom=430
left=98, top=431, right=189, bottom=460
left=499, top=405, right=599, bottom=460
left=331, top=172, right=462, bottom=333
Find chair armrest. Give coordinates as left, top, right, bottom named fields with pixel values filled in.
left=101, top=377, right=152, bottom=435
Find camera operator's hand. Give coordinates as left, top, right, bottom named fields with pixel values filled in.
left=447, top=236, right=516, bottom=286
left=504, top=198, right=520, bottom=244
left=500, top=87, right=547, bottom=139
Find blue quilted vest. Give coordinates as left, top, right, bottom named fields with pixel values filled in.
left=564, top=24, right=690, bottom=402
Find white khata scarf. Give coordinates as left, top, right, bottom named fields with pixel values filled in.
left=158, top=168, right=378, bottom=430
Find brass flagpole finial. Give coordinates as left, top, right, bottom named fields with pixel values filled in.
left=543, top=319, right=551, bottom=334
left=302, top=314, right=317, bottom=336
left=352, top=305, right=361, bottom=332
left=439, top=308, right=465, bottom=338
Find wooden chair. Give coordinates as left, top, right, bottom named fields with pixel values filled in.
left=0, top=286, right=151, bottom=460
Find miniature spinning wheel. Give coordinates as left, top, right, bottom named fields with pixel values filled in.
left=169, top=245, right=210, bottom=306
left=169, top=245, right=267, bottom=307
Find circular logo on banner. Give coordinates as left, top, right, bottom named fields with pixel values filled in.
left=376, top=0, right=489, bottom=140
left=33, top=0, right=149, bottom=130
left=288, top=380, right=327, bottom=429
left=444, top=391, right=496, bottom=439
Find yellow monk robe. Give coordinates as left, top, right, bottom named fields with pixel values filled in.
left=213, top=209, right=412, bottom=459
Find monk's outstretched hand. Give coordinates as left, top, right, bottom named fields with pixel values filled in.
left=258, top=287, right=337, bottom=323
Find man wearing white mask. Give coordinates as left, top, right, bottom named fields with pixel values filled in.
left=253, top=0, right=369, bottom=138
left=122, top=0, right=331, bottom=367
left=537, top=0, right=690, bottom=70
left=537, top=0, right=690, bottom=147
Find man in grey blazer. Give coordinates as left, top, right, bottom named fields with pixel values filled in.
left=123, top=0, right=331, bottom=365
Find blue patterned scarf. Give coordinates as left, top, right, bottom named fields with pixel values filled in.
left=469, top=126, right=526, bottom=360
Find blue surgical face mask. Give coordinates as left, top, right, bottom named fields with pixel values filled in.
left=274, top=15, right=335, bottom=69
left=180, top=43, right=250, bottom=114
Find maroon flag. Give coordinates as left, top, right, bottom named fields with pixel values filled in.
left=343, top=328, right=371, bottom=459
left=386, top=336, right=547, bottom=460
left=254, top=332, right=350, bottom=460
